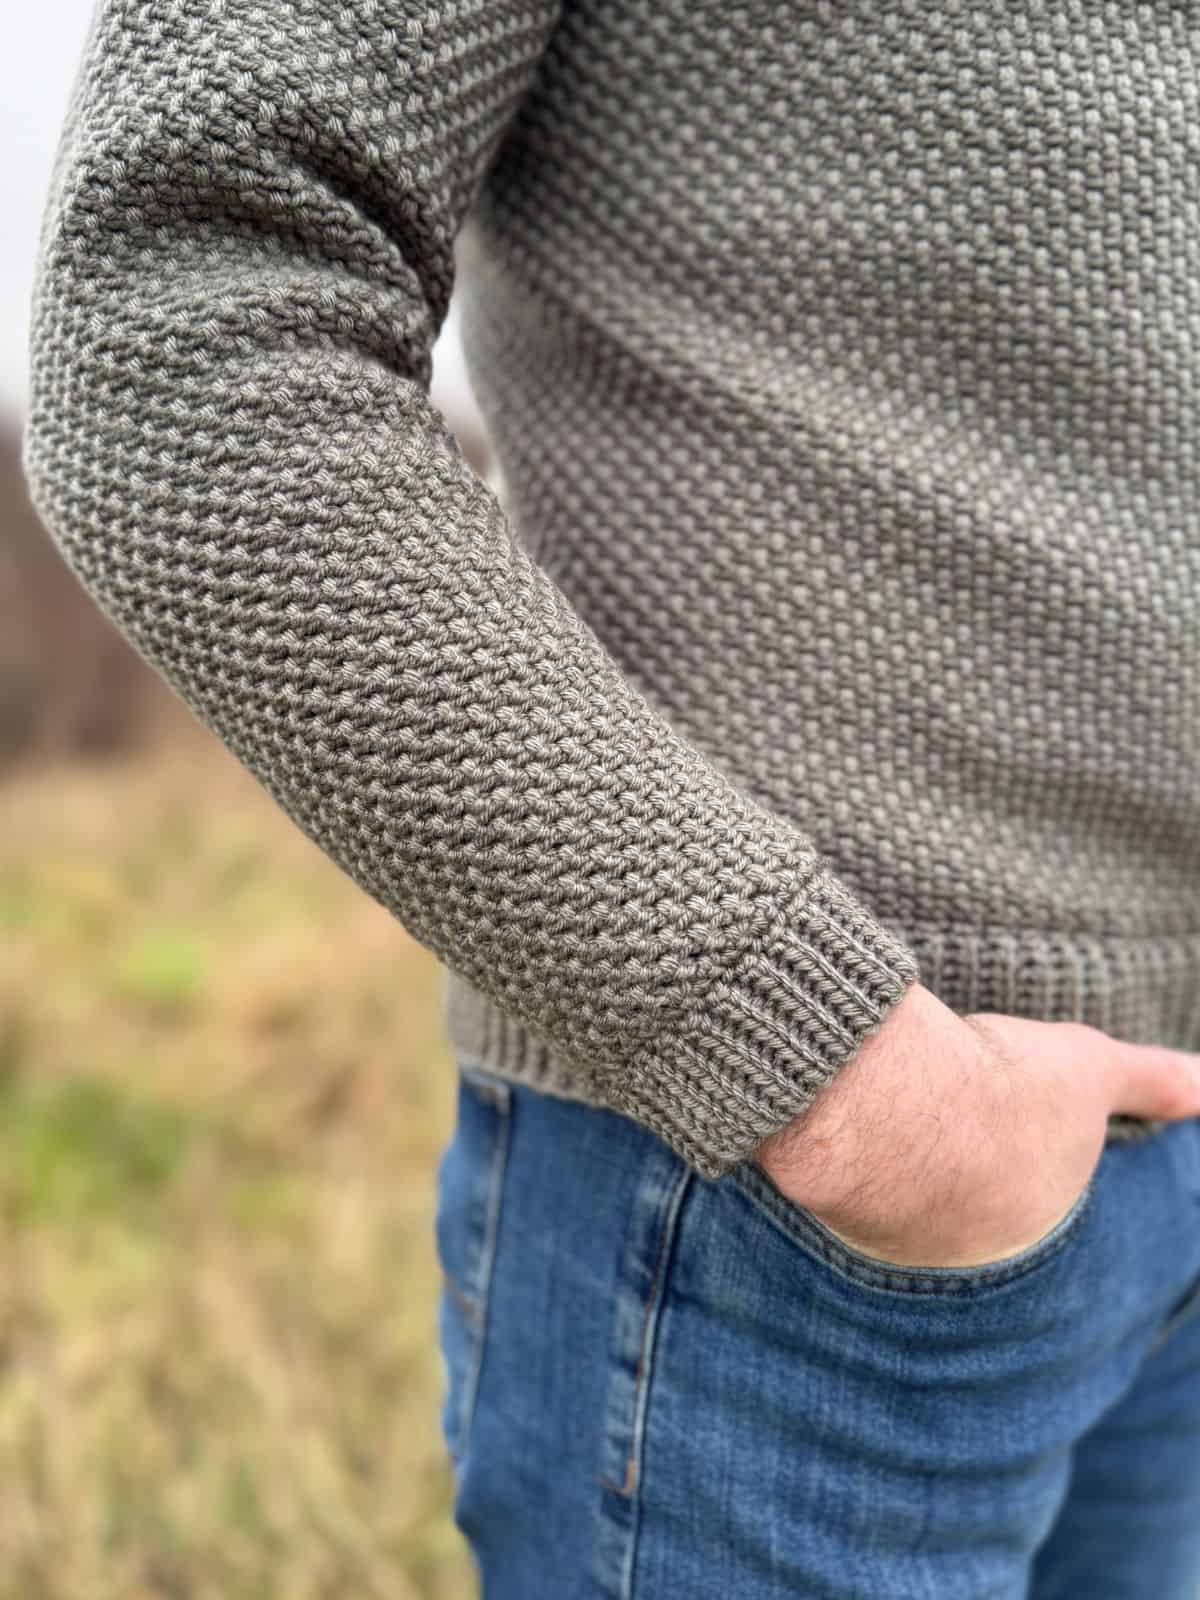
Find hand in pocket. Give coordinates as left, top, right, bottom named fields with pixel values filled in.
left=756, top=984, right=1200, bottom=1271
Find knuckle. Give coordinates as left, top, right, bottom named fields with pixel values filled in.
left=1055, top=1019, right=1106, bottom=1049
left=1153, top=1079, right=1194, bottom=1120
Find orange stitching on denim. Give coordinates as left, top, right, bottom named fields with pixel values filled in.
left=442, top=1271, right=482, bottom=1330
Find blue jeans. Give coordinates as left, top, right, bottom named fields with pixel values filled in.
left=435, top=1064, right=1200, bottom=1599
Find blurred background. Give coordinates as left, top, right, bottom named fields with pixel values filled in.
left=1, top=10, right=491, bottom=1595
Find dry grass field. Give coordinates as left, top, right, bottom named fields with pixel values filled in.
left=0, top=718, right=474, bottom=1598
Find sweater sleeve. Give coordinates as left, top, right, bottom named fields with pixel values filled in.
left=21, top=0, right=920, bottom=1180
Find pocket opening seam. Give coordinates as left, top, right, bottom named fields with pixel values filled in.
left=729, top=1163, right=1095, bottom=1298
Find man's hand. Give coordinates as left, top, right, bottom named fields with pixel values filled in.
left=755, top=984, right=1200, bottom=1269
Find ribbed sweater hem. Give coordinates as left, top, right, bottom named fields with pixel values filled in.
left=443, top=921, right=1200, bottom=1169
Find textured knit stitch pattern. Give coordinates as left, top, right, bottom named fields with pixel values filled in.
left=22, top=0, right=1200, bottom=1176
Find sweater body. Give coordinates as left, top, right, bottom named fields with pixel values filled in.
left=445, top=0, right=1200, bottom=1085
left=21, top=0, right=1200, bottom=1174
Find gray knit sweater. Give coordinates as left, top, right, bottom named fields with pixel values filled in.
left=23, top=0, right=1200, bottom=1178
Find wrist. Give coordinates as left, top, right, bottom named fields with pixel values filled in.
left=753, top=982, right=957, bottom=1213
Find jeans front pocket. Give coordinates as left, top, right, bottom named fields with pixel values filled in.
left=730, top=1155, right=1098, bottom=1298
left=434, top=1066, right=512, bottom=1469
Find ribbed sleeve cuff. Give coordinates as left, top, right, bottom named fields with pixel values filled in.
left=613, top=869, right=922, bottom=1179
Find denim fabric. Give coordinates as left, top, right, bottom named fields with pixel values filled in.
left=435, top=1066, right=1200, bottom=1599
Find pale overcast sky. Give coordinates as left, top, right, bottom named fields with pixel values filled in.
left=2, top=3, right=96, bottom=417
left=2, top=3, right=475, bottom=425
